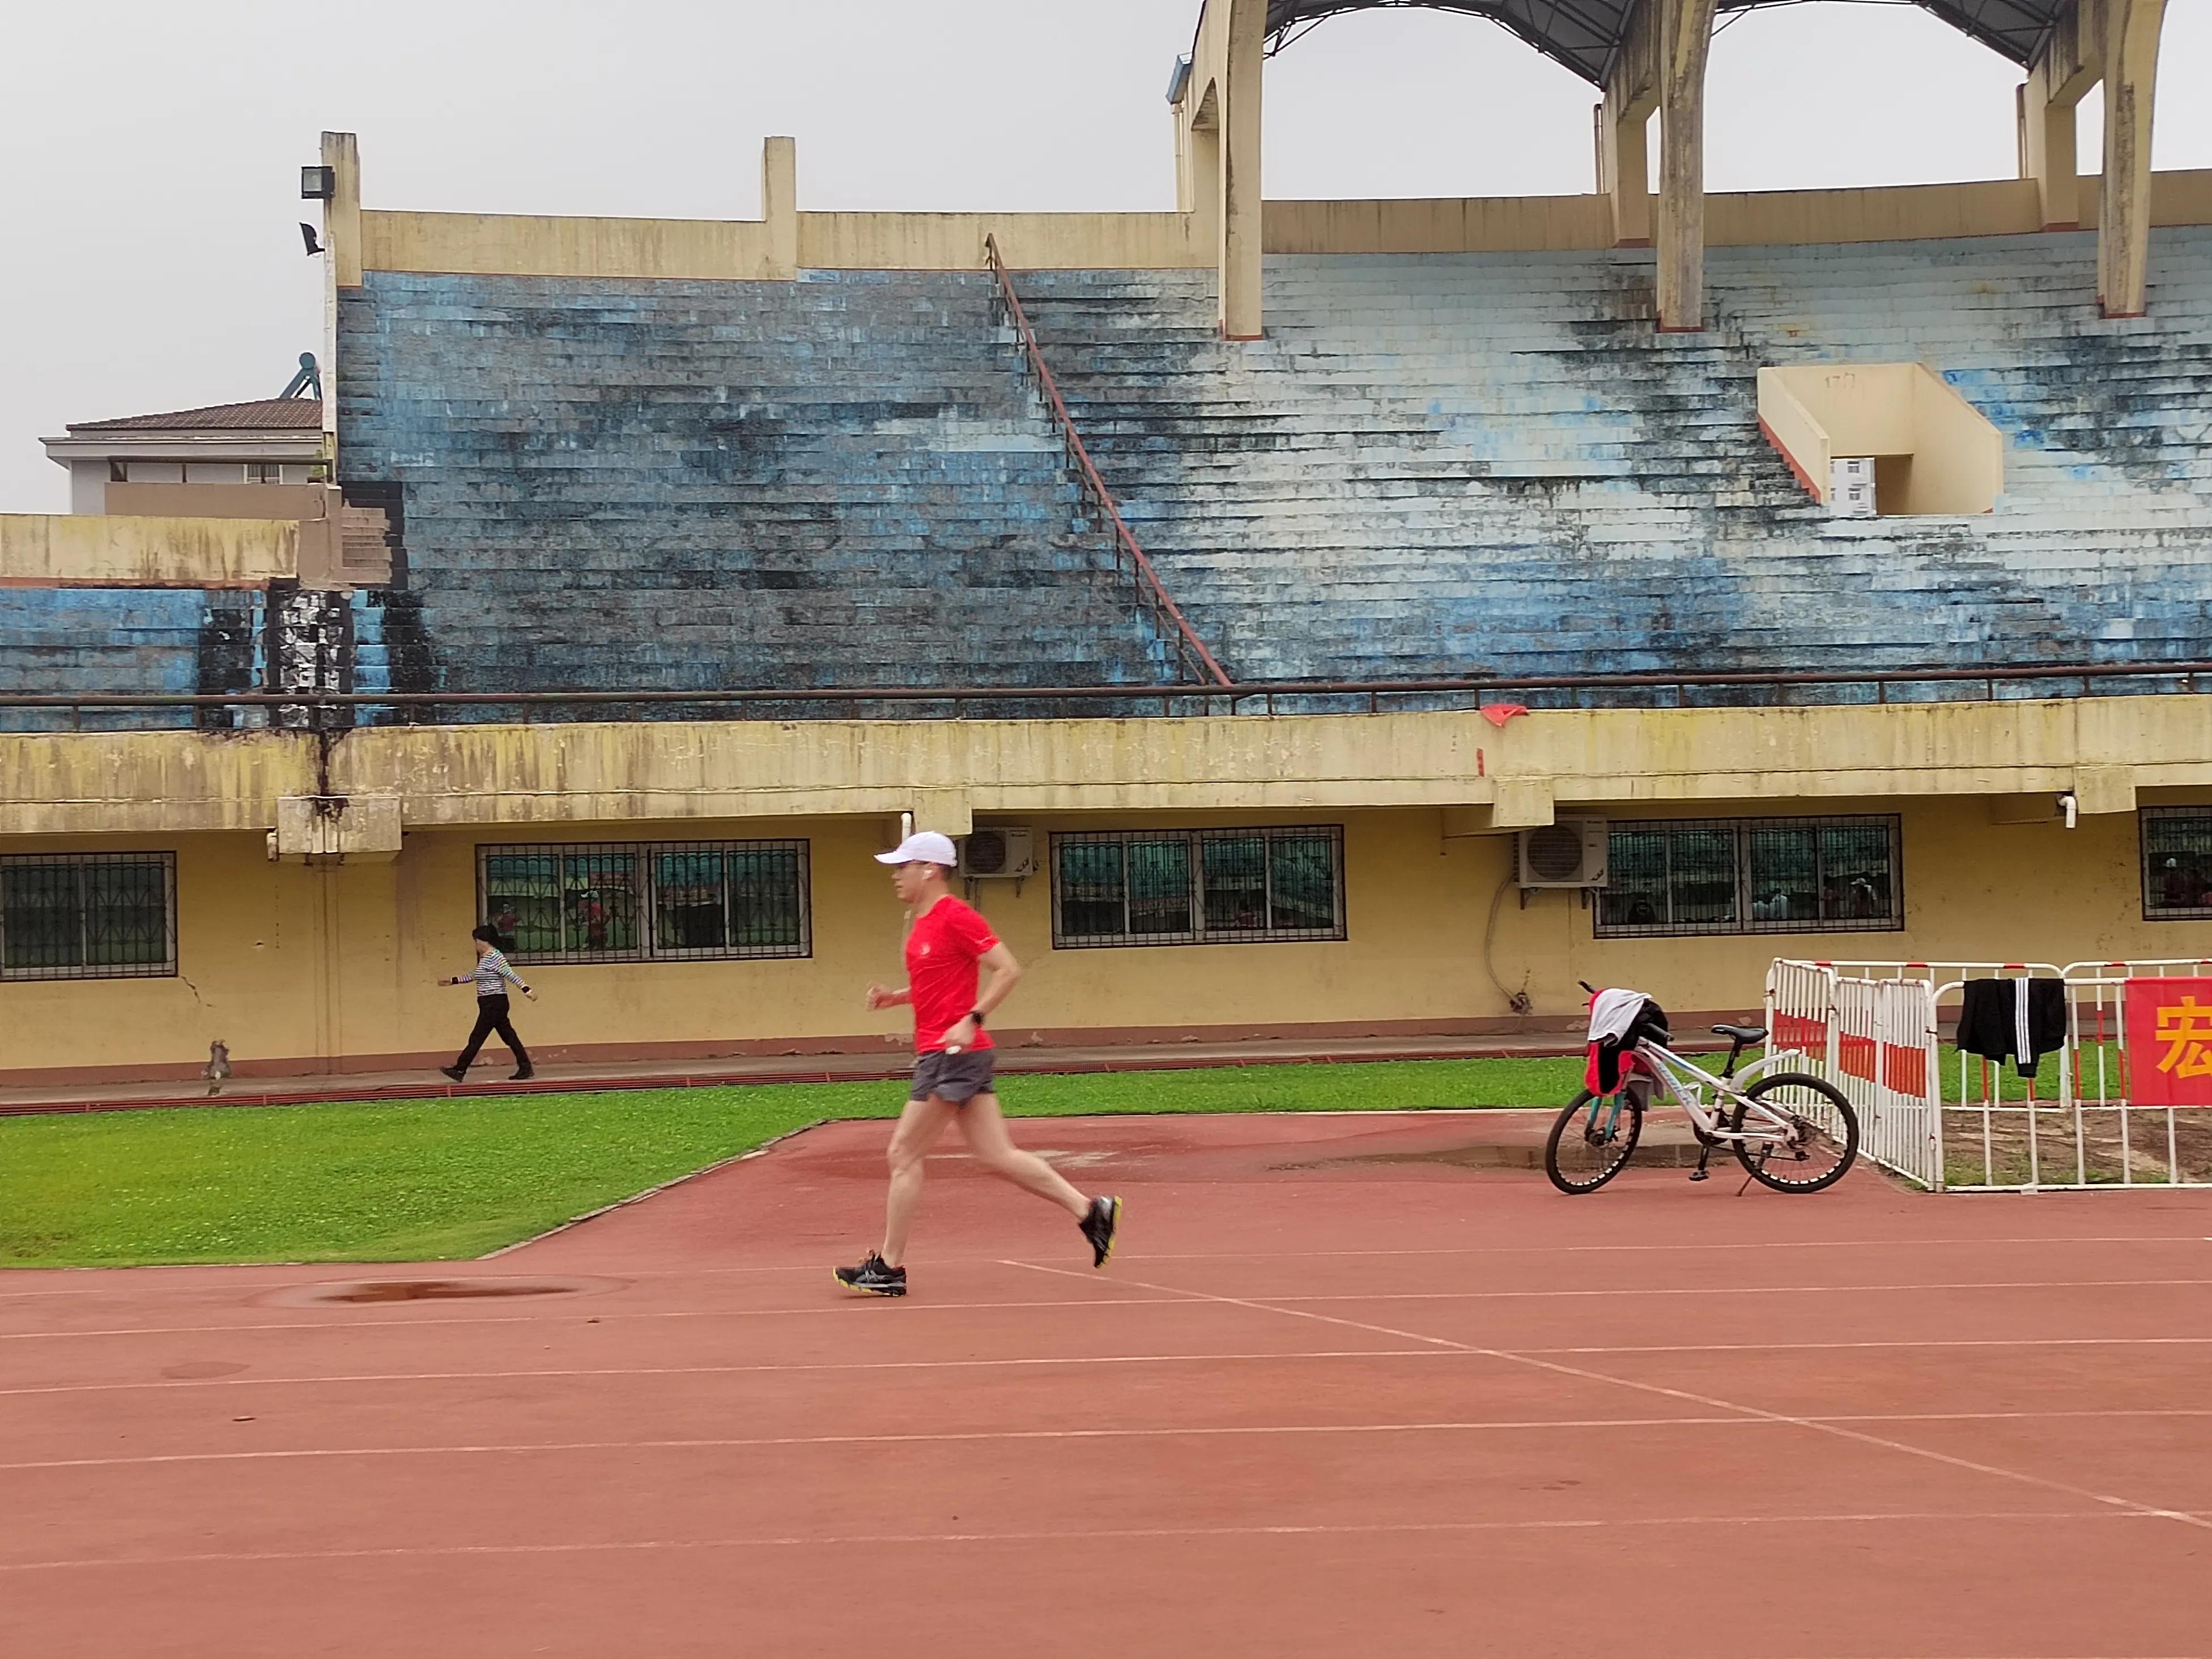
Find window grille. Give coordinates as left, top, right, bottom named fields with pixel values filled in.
left=2142, top=808, right=2212, bottom=921
left=0, top=853, right=177, bottom=980
left=1051, top=827, right=1345, bottom=948
left=477, top=840, right=810, bottom=964
left=1596, top=816, right=1903, bottom=939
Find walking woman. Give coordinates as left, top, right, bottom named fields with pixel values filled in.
left=440, top=924, right=537, bottom=1082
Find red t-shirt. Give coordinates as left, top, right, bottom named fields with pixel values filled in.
left=905, top=896, right=999, bottom=1053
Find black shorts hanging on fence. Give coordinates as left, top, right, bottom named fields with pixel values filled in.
left=1955, top=978, right=2068, bottom=1078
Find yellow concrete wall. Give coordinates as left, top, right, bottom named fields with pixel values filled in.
left=9, top=696, right=2212, bottom=840
left=388, top=818, right=907, bottom=1066
left=0, top=832, right=328, bottom=1081
left=0, top=733, right=315, bottom=837
left=0, top=513, right=297, bottom=588
left=8, top=796, right=2210, bottom=1082
left=1904, top=367, right=2006, bottom=514
left=1262, top=194, right=1613, bottom=255
left=361, top=210, right=788, bottom=281
left=352, top=172, right=2212, bottom=279
left=798, top=212, right=1204, bottom=270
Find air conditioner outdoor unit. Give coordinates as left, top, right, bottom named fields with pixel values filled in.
left=958, top=827, right=1037, bottom=880
left=1516, top=818, right=1609, bottom=889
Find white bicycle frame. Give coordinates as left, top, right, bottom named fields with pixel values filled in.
left=1615, top=1040, right=1811, bottom=1145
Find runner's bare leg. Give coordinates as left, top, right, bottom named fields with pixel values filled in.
left=958, top=1092, right=1090, bottom=1217
left=881, top=1094, right=960, bottom=1266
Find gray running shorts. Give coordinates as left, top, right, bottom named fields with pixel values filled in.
left=910, top=1047, right=997, bottom=1104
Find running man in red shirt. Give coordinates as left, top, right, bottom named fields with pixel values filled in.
left=836, top=831, right=1120, bottom=1297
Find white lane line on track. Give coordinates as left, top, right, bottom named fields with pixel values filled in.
left=0, top=1508, right=2177, bottom=1574
left=9, top=1335, right=2212, bottom=1399
left=3, top=1232, right=2204, bottom=1300
left=12, top=1276, right=2210, bottom=1344
left=0, top=1296, right=1197, bottom=1341
left=10, top=1409, right=2212, bottom=1475
left=1005, top=1261, right=2212, bottom=1535
left=1121, top=1235, right=2212, bottom=1261
left=1, top=1233, right=2201, bottom=1304
left=0, top=1350, right=1435, bottom=1397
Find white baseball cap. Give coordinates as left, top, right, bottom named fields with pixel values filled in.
left=875, top=830, right=959, bottom=868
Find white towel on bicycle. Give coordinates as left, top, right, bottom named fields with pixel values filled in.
left=1586, top=988, right=1649, bottom=1044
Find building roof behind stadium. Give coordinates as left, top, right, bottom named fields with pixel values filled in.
left=1262, top=1, right=2073, bottom=85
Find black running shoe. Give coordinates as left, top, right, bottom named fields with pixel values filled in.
left=510, top=1066, right=535, bottom=1081
left=834, top=1252, right=907, bottom=1297
left=439, top=1065, right=466, bottom=1083
left=1079, top=1196, right=1122, bottom=1267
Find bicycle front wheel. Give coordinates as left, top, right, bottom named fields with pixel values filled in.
left=1731, top=1073, right=1858, bottom=1192
left=1545, top=1090, right=1643, bottom=1194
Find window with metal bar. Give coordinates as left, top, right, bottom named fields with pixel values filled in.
left=0, top=853, right=176, bottom=980
left=1050, top=827, right=1345, bottom=948
left=1596, top=816, right=1903, bottom=939
left=2142, top=808, right=2212, bottom=920
left=477, top=840, right=809, bottom=963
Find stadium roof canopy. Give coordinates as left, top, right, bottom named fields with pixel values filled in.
left=1262, top=1, right=2073, bottom=86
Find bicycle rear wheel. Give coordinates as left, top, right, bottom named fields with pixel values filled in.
left=1545, top=1090, right=1643, bottom=1194
left=1731, top=1073, right=1858, bottom=1192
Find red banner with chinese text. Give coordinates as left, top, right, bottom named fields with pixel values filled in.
left=2125, top=977, right=2212, bottom=1108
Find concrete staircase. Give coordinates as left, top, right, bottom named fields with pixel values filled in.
left=337, top=269, right=1178, bottom=707
left=0, top=588, right=255, bottom=732
left=1016, top=226, right=2212, bottom=687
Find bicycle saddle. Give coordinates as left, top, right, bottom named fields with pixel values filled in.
left=1711, top=1023, right=1768, bottom=1045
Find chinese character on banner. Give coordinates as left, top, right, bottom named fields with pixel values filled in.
left=2125, top=978, right=2212, bottom=1108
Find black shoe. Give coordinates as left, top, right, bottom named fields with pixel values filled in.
left=511, top=1066, right=535, bottom=1081
left=1079, top=1196, right=1122, bottom=1267
left=834, top=1252, right=907, bottom=1297
left=440, top=1065, right=466, bottom=1083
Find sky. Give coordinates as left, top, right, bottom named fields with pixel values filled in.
left=2, top=0, right=2208, bottom=510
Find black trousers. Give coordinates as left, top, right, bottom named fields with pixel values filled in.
left=455, top=994, right=531, bottom=1071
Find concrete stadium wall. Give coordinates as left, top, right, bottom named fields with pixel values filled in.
left=8, top=699, right=2209, bottom=841
left=3, top=795, right=2207, bottom=1084
left=352, top=173, right=2212, bottom=281
left=0, top=514, right=297, bottom=587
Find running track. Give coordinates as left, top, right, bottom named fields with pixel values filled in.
left=3, top=1111, right=2209, bottom=1657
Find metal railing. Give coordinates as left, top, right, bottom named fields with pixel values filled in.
left=981, top=232, right=1231, bottom=688
left=3, top=657, right=2210, bottom=726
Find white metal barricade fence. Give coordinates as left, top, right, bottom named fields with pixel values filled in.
left=1764, top=962, right=1943, bottom=1189
left=1767, top=956, right=2212, bottom=1192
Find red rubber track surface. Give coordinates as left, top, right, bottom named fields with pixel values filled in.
left=4, top=1111, right=2209, bottom=1657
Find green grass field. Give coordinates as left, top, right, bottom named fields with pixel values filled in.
left=0, top=1056, right=1584, bottom=1270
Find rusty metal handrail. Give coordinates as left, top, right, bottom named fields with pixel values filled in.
left=981, top=233, right=1232, bottom=688
left=4, top=658, right=2207, bottom=716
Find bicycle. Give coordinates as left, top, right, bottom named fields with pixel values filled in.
left=1544, top=994, right=1859, bottom=1196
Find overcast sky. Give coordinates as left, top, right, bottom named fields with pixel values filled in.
left=3, top=0, right=2207, bottom=510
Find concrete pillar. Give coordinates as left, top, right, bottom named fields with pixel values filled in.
left=320, top=131, right=361, bottom=290
left=1189, top=115, right=1221, bottom=250
left=2017, top=57, right=2087, bottom=230
left=1595, top=93, right=1653, bottom=247
left=1653, top=0, right=1718, bottom=332
left=1217, top=0, right=1265, bottom=339
left=762, top=135, right=798, bottom=278
left=318, top=132, right=360, bottom=470
left=2098, top=0, right=2167, bottom=318
left=1178, top=77, right=1223, bottom=249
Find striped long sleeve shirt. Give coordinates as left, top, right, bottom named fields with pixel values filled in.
left=463, top=948, right=529, bottom=997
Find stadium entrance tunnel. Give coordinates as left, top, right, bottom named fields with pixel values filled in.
left=1758, top=363, right=2003, bottom=516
